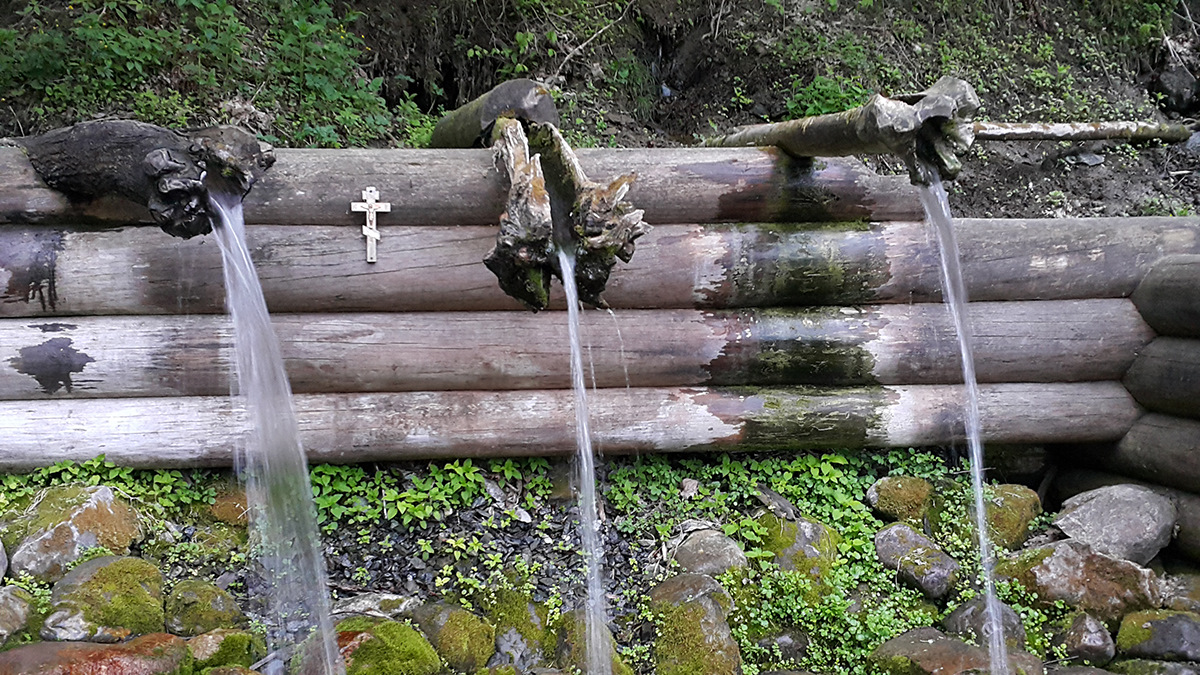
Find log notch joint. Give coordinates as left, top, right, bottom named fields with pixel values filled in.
left=13, top=120, right=275, bottom=238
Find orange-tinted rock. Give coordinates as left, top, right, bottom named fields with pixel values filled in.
left=210, top=487, right=248, bottom=526
left=9, top=486, right=142, bottom=583
left=0, top=632, right=186, bottom=675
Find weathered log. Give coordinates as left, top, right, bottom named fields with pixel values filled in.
left=8, top=121, right=274, bottom=238
left=1122, top=338, right=1200, bottom=419
left=1131, top=254, right=1200, bottom=338
left=974, top=121, right=1194, bottom=143
left=1053, top=468, right=1200, bottom=564
left=3, top=218, right=1198, bottom=317
left=0, top=146, right=921, bottom=225
left=0, top=382, right=1139, bottom=469
left=429, top=78, right=559, bottom=148
left=1096, top=414, right=1200, bottom=494
left=0, top=300, right=1150, bottom=399
left=704, top=76, right=979, bottom=183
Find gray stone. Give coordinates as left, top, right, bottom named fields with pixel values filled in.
left=330, top=591, right=421, bottom=622
left=41, top=556, right=164, bottom=642
left=0, top=585, right=32, bottom=646
left=866, top=476, right=933, bottom=522
left=410, top=601, right=495, bottom=672
left=10, top=485, right=142, bottom=583
left=648, top=574, right=741, bottom=675
left=868, top=627, right=1044, bottom=674
left=1117, top=610, right=1200, bottom=661
left=165, top=579, right=246, bottom=636
left=941, top=595, right=1026, bottom=651
left=0, top=539, right=7, bottom=580
left=874, top=522, right=960, bottom=599
left=1162, top=573, right=1200, bottom=613
left=1056, top=485, right=1177, bottom=565
left=674, top=529, right=747, bottom=577
left=996, top=540, right=1161, bottom=623
left=1053, top=612, right=1115, bottom=666
left=552, top=608, right=632, bottom=675
left=1046, top=668, right=1117, bottom=675
left=489, top=626, right=543, bottom=673
left=1108, top=660, right=1200, bottom=674
left=1154, top=63, right=1198, bottom=114
left=755, top=629, right=809, bottom=663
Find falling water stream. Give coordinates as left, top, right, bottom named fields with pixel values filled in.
left=916, top=172, right=1009, bottom=675
left=210, top=192, right=344, bottom=675
left=557, top=248, right=611, bottom=675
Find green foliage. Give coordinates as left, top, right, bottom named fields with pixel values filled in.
left=0, top=0, right=392, bottom=146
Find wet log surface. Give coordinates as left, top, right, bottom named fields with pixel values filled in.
left=0, top=382, right=1139, bottom=469
left=2, top=218, right=1197, bottom=317
left=0, top=300, right=1150, bottom=399
left=1131, top=254, right=1200, bottom=338
left=1122, top=337, right=1200, bottom=419
left=0, top=146, right=921, bottom=226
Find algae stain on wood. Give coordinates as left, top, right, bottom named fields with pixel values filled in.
left=9, top=336, right=95, bottom=394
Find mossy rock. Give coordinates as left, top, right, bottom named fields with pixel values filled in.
left=756, top=511, right=839, bottom=588
left=166, top=579, right=247, bottom=637
left=41, top=555, right=164, bottom=641
left=552, top=609, right=634, bottom=675
left=187, top=628, right=266, bottom=669
left=334, top=617, right=442, bottom=675
left=1116, top=609, right=1200, bottom=661
left=484, top=585, right=548, bottom=671
left=930, top=482, right=1041, bottom=552
left=209, top=485, right=249, bottom=526
left=410, top=602, right=495, bottom=673
left=651, top=594, right=741, bottom=675
left=867, top=476, right=934, bottom=522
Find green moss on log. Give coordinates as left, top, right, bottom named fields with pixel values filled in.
left=737, top=386, right=885, bottom=450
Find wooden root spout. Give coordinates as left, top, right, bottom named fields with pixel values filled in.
left=483, top=117, right=648, bottom=311
left=704, top=76, right=979, bottom=185
left=14, top=120, right=275, bottom=238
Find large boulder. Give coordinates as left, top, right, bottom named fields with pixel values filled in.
left=1117, top=610, right=1200, bottom=661
left=868, top=627, right=1044, bottom=674
left=410, top=601, right=496, bottom=673
left=0, top=632, right=188, bottom=673
left=186, top=628, right=266, bottom=670
left=165, top=579, right=246, bottom=636
left=874, top=522, right=960, bottom=600
left=758, top=512, right=839, bottom=583
left=1052, top=611, right=1116, bottom=666
left=931, top=482, right=1041, bottom=551
left=866, top=476, right=934, bottom=522
left=996, top=541, right=1161, bottom=623
left=0, top=585, right=32, bottom=647
left=648, top=573, right=740, bottom=675
left=552, top=608, right=634, bottom=675
left=332, top=617, right=441, bottom=675
left=7, top=485, right=142, bottom=583
left=1056, top=485, right=1177, bottom=565
left=41, top=555, right=164, bottom=642
left=941, top=595, right=1026, bottom=651
left=674, top=529, right=748, bottom=576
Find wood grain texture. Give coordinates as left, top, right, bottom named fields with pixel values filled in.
left=0, top=147, right=921, bottom=226
left=0, top=382, right=1138, bottom=469
left=3, top=218, right=1198, bottom=318
left=1122, top=337, right=1200, bottom=419
left=0, top=300, right=1150, bottom=399
left=1104, top=413, right=1200, bottom=494
left=1131, top=254, right=1200, bottom=338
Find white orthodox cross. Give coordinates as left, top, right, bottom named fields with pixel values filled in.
left=351, top=186, right=390, bottom=263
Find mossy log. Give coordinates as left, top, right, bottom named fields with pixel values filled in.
left=1099, top=413, right=1200, bottom=494
left=1122, top=338, right=1200, bottom=419
left=0, top=300, right=1150, bottom=399
left=2, top=217, right=1198, bottom=317
left=0, top=382, right=1139, bottom=469
left=1053, top=468, right=1200, bottom=564
left=428, top=78, right=559, bottom=149
left=1131, top=254, right=1200, bottom=338
left=0, top=146, right=920, bottom=226
left=5, top=121, right=273, bottom=238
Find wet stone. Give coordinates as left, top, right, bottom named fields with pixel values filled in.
left=941, top=595, right=1026, bottom=651
left=755, top=629, right=809, bottom=663
left=9, top=485, right=143, bottom=583
left=988, top=484, right=1043, bottom=551
left=0, top=632, right=188, bottom=674
left=674, top=529, right=748, bottom=577
left=1117, top=610, right=1200, bottom=661
left=0, top=585, right=32, bottom=647
left=1108, top=660, right=1200, bottom=674
left=165, top=579, right=246, bottom=636
left=410, top=601, right=496, bottom=672
left=866, top=475, right=934, bottom=522
left=1163, top=573, right=1200, bottom=613
left=1053, top=611, right=1116, bottom=666
left=186, top=628, right=265, bottom=670
left=874, top=522, right=960, bottom=600
left=1056, top=485, right=1177, bottom=565
left=42, top=555, right=164, bottom=642
left=648, top=574, right=740, bottom=675
left=868, top=627, right=1045, bottom=675
left=330, top=592, right=421, bottom=623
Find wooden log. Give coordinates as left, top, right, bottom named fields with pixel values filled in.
left=1122, top=338, right=1200, bottom=419
left=1094, top=414, right=1200, bottom=495
left=0, top=300, right=1151, bottom=399
left=0, top=146, right=921, bottom=226
left=1053, top=467, right=1200, bottom=565
left=1131, top=254, right=1200, bottom=338
left=3, top=217, right=1198, bottom=317
left=974, top=121, right=1194, bottom=143
left=0, top=382, right=1139, bottom=470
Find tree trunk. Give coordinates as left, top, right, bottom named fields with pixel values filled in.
left=0, top=146, right=922, bottom=226
left=1131, top=254, right=1200, bottom=338
left=1122, top=338, right=1200, bottom=419
left=0, top=382, right=1138, bottom=469
left=3, top=218, right=1197, bottom=318
left=0, top=300, right=1150, bottom=399
left=974, top=121, right=1194, bottom=143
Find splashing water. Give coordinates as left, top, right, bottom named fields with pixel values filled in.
left=558, top=248, right=611, bottom=675
left=916, top=173, right=1010, bottom=675
left=210, top=192, right=344, bottom=675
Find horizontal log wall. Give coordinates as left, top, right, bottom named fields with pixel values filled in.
left=3, top=218, right=1199, bottom=317
left=0, top=383, right=1139, bottom=470
left=1122, top=338, right=1200, bottom=419
left=0, top=300, right=1150, bottom=399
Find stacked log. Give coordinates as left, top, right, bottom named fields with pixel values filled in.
left=0, top=146, right=1184, bottom=468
